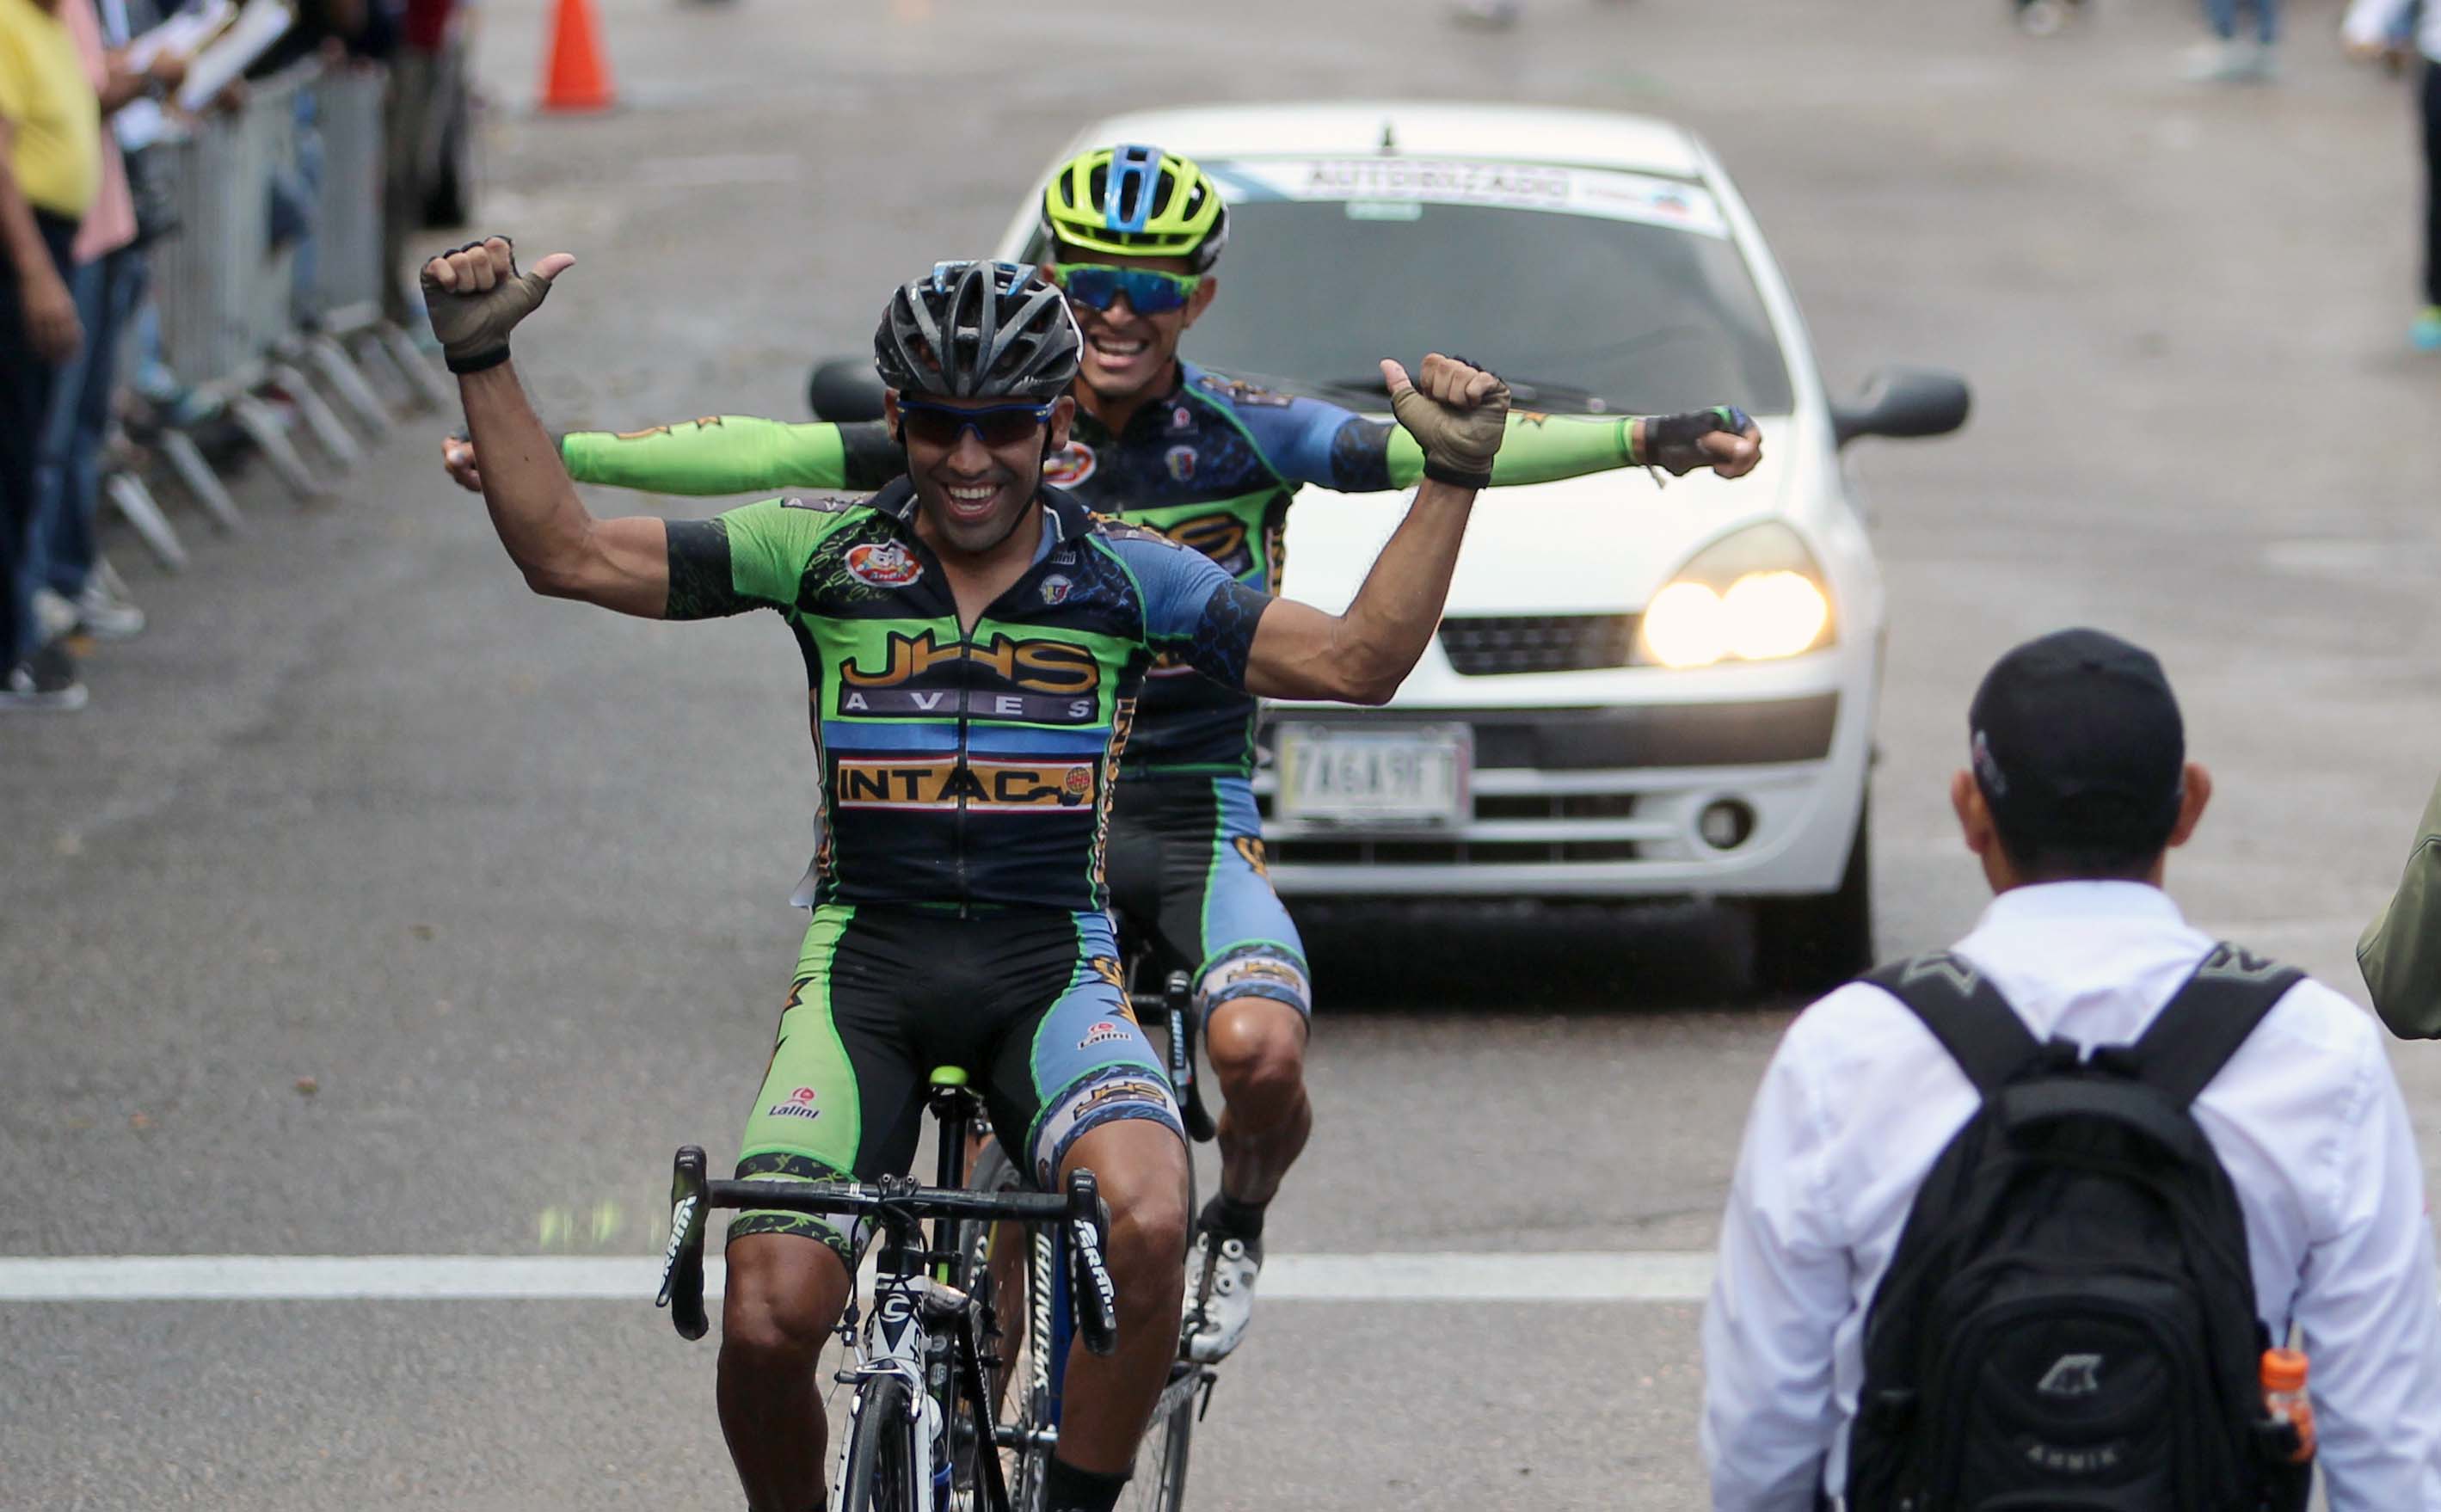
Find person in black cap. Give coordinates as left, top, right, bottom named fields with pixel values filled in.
left=1701, top=627, right=2441, bottom=1512
left=1955, top=625, right=2204, bottom=885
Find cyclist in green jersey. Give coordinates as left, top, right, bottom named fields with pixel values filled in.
left=421, top=237, right=1511, bottom=1512
left=439, top=145, right=1761, bottom=1364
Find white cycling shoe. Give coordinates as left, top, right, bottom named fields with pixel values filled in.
left=1184, top=1227, right=1262, bottom=1364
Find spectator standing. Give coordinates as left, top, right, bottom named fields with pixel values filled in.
left=0, top=0, right=97, bottom=711
left=1701, top=629, right=2441, bottom=1510
left=2185, top=0, right=2281, bottom=82
left=25, top=0, right=174, bottom=651
left=2345, top=0, right=2441, bottom=350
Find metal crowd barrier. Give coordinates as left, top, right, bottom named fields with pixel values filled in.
left=115, top=58, right=449, bottom=567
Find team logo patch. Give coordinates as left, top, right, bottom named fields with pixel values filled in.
left=765, top=1086, right=822, bottom=1121
left=1043, top=439, right=1098, bottom=487
left=845, top=541, right=923, bottom=588
left=1169, top=404, right=1195, bottom=433
left=1164, top=445, right=1198, bottom=482
left=1079, top=1021, right=1132, bottom=1048
left=1159, top=511, right=1252, bottom=575
left=1040, top=574, right=1073, bottom=605
left=833, top=758, right=1100, bottom=811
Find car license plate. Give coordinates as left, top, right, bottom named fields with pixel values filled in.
left=1274, top=723, right=1472, bottom=828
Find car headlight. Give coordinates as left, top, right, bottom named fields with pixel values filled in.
left=1634, top=522, right=1833, bottom=669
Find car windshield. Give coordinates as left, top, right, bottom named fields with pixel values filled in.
left=1165, top=158, right=1795, bottom=416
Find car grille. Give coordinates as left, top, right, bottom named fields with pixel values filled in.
left=1437, top=614, right=1639, bottom=676
left=1256, top=790, right=1646, bottom=866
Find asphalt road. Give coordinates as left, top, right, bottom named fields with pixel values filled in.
left=6, top=0, right=2441, bottom=1507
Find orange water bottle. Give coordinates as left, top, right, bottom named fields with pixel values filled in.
left=2260, top=1348, right=2315, bottom=1464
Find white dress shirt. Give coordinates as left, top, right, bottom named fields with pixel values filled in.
left=2346, top=0, right=2441, bottom=64
left=1700, top=882, right=2441, bottom=1511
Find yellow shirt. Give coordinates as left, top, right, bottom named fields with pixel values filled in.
left=0, top=0, right=96, bottom=220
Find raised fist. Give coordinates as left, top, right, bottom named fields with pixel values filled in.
left=1380, top=353, right=1509, bottom=488
left=421, top=237, right=575, bottom=375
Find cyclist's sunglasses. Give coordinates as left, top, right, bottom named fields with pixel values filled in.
left=1050, top=262, right=1202, bottom=316
left=895, top=398, right=1054, bottom=448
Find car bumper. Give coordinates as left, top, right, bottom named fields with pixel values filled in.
left=1254, top=688, right=1869, bottom=900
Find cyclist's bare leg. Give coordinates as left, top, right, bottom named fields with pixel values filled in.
left=1050, top=1118, right=1190, bottom=1471
left=1204, top=997, right=1312, bottom=1204
left=719, top=1232, right=854, bottom=1511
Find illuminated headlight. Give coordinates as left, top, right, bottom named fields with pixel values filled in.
left=1634, top=523, right=1833, bottom=669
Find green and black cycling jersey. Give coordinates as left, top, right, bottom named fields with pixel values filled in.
left=664, top=477, right=1270, bottom=913
left=563, top=360, right=1659, bottom=777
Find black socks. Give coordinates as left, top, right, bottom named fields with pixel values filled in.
left=1042, top=1458, right=1131, bottom=1512
left=1202, top=1192, right=1267, bottom=1245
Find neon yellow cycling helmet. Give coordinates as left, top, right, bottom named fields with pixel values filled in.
left=1040, top=144, right=1229, bottom=273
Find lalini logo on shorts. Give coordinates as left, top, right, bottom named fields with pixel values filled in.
left=766, top=1086, right=822, bottom=1121
left=845, top=542, right=923, bottom=589
left=1079, top=1021, right=1131, bottom=1048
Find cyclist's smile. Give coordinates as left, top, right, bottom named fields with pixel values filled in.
left=1054, top=249, right=1215, bottom=404
left=1079, top=307, right=1166, bottom=394
left=891, top=390, right=1077, bottom=557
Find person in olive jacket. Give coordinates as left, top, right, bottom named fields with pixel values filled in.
left=2361, top=781, right=2441, bottom=1035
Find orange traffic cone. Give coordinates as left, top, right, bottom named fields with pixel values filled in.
left=540, top=0, right=614, bottom=114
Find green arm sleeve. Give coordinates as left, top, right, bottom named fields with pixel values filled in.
left=1382, top=410, right=1640, bottom=489
left=2358, top=773, right=2441, bottom=1038
left=559, top=416, right=864, bottom=495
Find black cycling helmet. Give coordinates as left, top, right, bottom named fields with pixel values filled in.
left=874, top=260, right=1081, bottom=403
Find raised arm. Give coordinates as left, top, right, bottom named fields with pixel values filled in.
left=1242, top=354, right=1508, bottom=704
left=423, top=238, right=673, bottom=618
left=1380, top=405, right=1763, bottom=488
left=562, top=415, right=896, bottom=495
left=446, top=413, right=897, bottom=496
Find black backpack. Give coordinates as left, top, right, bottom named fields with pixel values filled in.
left=1843, top=943, right=2315, bottom=1512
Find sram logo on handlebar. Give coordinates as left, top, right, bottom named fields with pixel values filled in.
left=657, top=1193, right=699, bottom=1304
left=1072, top=1216, right=1117, bottom=1318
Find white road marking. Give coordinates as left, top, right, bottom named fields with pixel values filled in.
left=0, top=1251, right=1715, bottom=1304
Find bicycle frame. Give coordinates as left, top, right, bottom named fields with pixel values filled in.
left=656, top=1137, right=1117, bottom=1512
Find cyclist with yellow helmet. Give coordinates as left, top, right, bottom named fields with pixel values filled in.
left=439, top=144, right=1762, bottom=1363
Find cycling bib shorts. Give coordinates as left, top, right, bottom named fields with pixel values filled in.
left=1104, top=774, right=1312, bottom=1022
left=730, top=904, right=1182, bottom=1259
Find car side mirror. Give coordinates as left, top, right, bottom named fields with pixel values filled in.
left=1830, top=366, right=1971, bottom=448
left=807, top=357, right=887, bottom=422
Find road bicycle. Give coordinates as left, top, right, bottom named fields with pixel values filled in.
left=657, top=1069, right=1119, bottom=1512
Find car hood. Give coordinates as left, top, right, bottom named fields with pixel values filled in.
left=1277, top=422, right=1797, bottom=617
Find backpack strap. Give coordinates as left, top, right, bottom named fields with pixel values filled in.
left=2131, top=942, right=2304, bottom=1109
left=1862, top=951, right=2044, bottom=1097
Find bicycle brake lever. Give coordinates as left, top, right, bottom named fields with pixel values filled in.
left=658, top=1146, right=710, bottom=1342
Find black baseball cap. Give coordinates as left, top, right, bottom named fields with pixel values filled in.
left=1968, top=629, right=2185, bottom=853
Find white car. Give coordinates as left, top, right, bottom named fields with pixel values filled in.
left=803, top=104, right=1971, bottom=990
